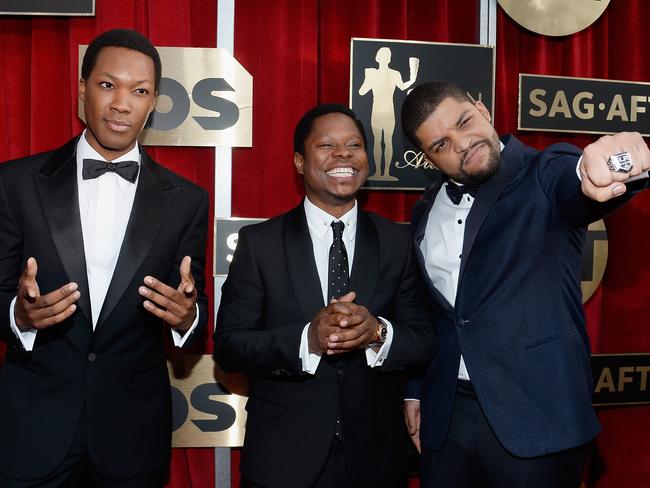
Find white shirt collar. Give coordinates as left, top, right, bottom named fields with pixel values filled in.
left=76, top=129, right=142, bottom=164
left=303, top=197, right=357, bottom=241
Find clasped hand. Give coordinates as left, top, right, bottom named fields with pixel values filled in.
left=308, top=291, right=378, bottom=355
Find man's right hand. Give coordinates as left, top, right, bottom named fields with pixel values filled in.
left=14, top=257, right=80, bottom=331
left=404, top=400, right=421, bottom=453
left=308, top=292, right=355, bottom=354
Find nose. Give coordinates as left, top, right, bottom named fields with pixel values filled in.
left=454, top=136, right=472, bottom=154
left=333, top=143, right=352, bottom=158
left=110, top=89, right=131, bottom=114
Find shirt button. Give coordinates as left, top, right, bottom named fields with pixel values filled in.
left=457, top=219, right=463, bottom=224
left=88, top=353, right=97, bottom=362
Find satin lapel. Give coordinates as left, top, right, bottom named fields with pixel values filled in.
left=349, top=212, right=378, bottom=307
left=413, top=178, right=454, bottom=313
left=95, top=151, right=178, bottom=329
left=413, top=177, right=444, bottom=246
left=458, top=136, right=521, bottom=283
left=33, top=137, right=93, bottom=327
left=284, top=205, right=326, bottom=323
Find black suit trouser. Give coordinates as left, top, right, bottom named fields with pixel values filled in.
left=0, top=408, right=165, bottom=488
left=420, top=380, right=587, bottom=488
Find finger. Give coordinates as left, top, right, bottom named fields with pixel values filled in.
left=24, top=257, right=38, bottom=281
left=144, top=276, right=178, bottom=299
left=142, top=299, right=183, bottom=326
left=178, top=256, right=195, bottom=294
left=33, top=303, right=77, bottom=329
left=411, top=433, right=421, bottom=454
left=335, top=291, right=356, bottom=303
left=139, top=285, right=186, bottom=317
left=31, top=292, right=81, bottom=325
left=581, top=177, right=626, bottom=202
left=325, top=301, right=355, bottom=315
left=33, top=283, right=79, bottom=308
left=20, top=258, right=39, bottom=299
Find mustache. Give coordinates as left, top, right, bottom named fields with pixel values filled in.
left=460, top=139, right=487, bottom=166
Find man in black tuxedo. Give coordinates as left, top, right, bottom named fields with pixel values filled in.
left=400, top=80, right=650, bottom=487
left=0, top=29, right=208, bottom=486
left=214, top=104, right=436, bottom=488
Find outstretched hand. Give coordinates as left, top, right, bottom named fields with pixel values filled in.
left=139, top=255, right=197, bottom=331
left=14, top=257, right=80, bottom=330
left=580, top=131, right=650, bottom=202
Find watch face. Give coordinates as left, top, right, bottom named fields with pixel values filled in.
left=380, top=325, right=388, bottom=342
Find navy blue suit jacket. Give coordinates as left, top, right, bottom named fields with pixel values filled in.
left=407, top=135, right=646, bottom=458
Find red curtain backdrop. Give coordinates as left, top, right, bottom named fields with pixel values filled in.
left=1, top=1, right=649, bottom=486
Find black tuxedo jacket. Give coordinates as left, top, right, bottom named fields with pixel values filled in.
left=407, top=135, right=647, bottom=458
left=214, top=203, right=436, bottom=488
left=0, top=137, right=209, bottom=480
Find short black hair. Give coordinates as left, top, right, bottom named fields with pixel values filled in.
left=401, top=81, right=474, bottom=149
left=293, top=104, right=367, bottom=156
left=81, top=29, right=162, bottom=92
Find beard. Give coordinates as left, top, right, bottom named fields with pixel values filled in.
left=452, top=132, right=501, bottom=186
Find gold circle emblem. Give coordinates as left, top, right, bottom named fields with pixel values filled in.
left=498, top=0, right=610, bottom=37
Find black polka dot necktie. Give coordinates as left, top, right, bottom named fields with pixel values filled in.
left=328, top=221, right=350, bottom=301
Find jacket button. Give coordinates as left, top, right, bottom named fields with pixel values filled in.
left=456, top=318, right=469, bottom=327
left=88, top=353, right=97, bottom=362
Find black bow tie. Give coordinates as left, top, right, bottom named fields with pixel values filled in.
left=445, top=181, right=478, bottom=205
left=82, top=158, right=139, bottom=183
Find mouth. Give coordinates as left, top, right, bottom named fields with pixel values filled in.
left=461, top=141, right=485, bottom=168
left=105, top=119, right=131, bottom=133
left=326, top=167, right=358, bottom=178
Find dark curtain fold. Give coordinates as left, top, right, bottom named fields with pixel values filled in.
left=1, top=1, right=649, bottom=486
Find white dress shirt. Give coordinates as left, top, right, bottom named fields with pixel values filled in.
left=10, top=131, right=197, bottom=349
left=419, top=141, right=507, bottom=382
left=420, top=183, right=473, bottom=380
left=298, top=197, right=393, bottom=374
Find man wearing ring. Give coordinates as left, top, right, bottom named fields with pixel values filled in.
left=400, top=80, right=650, bottom=487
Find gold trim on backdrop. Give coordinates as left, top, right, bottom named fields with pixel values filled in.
left=168, top=354, right=248, bottom=448
left=582, top=220, right=607, bottom=304
left=498, top=0, right=610, bottom=37
left=518, top=73, right=650, bottom=136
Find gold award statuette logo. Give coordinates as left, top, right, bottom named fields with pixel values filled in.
left=79, top=46, right=252, bottom=147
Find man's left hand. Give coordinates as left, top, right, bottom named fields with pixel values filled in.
left=139, top=255, right=197, bottom=331
left=326, top=293, right=378, bottom=354
left=581, top=131, right=650, bottom=202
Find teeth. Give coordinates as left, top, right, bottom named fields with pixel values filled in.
left=327, top=167, right=355, bottom=177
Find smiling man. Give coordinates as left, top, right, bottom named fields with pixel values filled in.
left=400, top=80, right=650, bottom=487
left=0, top=30, right=208, bottom=487
left=215, top=104, right=436, bottom=488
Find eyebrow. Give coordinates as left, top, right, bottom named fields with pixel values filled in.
left=97, top=72, right=153, bottom=85
left=427, top=109, right=471, bottom=151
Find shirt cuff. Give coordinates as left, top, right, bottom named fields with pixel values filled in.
left=299, top=322, right=321, bottom=374
left=576, top=155, right=583, bottom=181
left=9, top=296, right=37, bottom=351
left=365, top=317, right=393, bottom=367
left=404, top=398, right=421, bottom=402
left=170, top=303, right=200, bottom=347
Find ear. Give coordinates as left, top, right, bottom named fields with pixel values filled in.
left=293, top=152, right=304, bottom=175
left=475, top=100, right=492, bottom=123
left=78, top=78, right=87, bottom=102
